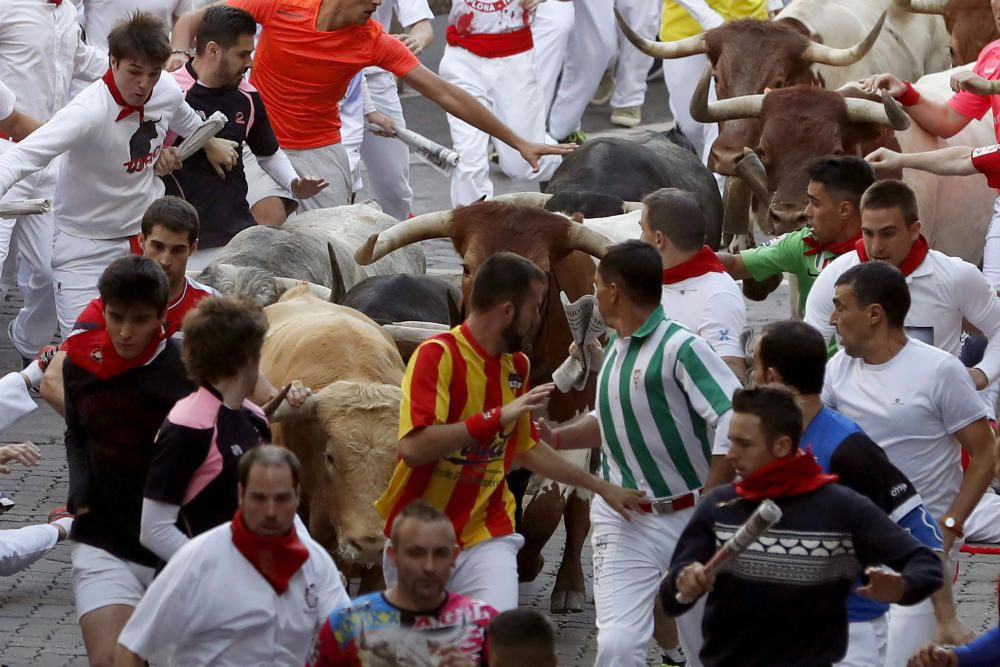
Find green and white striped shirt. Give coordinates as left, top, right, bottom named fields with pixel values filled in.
left=595, top=306, right=739, bottom=498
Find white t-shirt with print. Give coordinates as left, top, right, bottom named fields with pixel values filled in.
left=661, top=272, right=746, bottom=360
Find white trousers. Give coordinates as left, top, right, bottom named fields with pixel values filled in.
left=547, top=0, right=617, bottom=139
left=885, top=598, right=935, bottom=667
left=590, top=497, right=705, bottom=667
left=285, top=143, right=353, bottom=211
left=52, top=229, right=133, bottom=338
left=611, top=0, right=663, bottom=109
left=531, top=0, right=575, bottom=118
left=0, top=370, right=36, bottom=433
left=982, top=196, right=1000, bottom=288
left=383, top=533, right=524, bottom=612
left=439, top=46, right=562, bottom=206
left=662, top=53, right=719, bottom=165
left=360, top=70, right=414, bottom=220
left=835, top=615, right=889, bottom=667
left=0, top=141, right=59, bottom=358
left=0, top=523, right=60, bottom=577
left=341, top=72, right=366, bottom=193
left=966, top=491, right=1000, bottom=543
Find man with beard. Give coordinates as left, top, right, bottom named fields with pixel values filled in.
left=308, top=500, right=493, bottom=667
left=163, top=5, right=327, bottom=269
left=374, top=252, right=646, bottom=613
left=538, top=240, right=742, bottom=666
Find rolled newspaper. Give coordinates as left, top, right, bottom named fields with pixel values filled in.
left=177, top=110, right=229, bottom=161
left=366, top=123, right=460, bottom=174
left=0, top=199, right=51, bottom=218
left=675, top=499, right=783, bottom=604
left=552, top=292, right=606, bottom=393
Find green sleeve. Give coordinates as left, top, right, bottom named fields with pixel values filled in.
left=739, top=231, right=806, bottom=281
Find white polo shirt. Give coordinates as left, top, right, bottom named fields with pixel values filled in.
left=661, top=271, right=746, bottom=360
left=805, top=248, right=1000, bottom=385
left=118, top=519, right=350, bottom=667
left=822, top=339, right=988, bottom=521
left=78, top=0, right=194, bottom=50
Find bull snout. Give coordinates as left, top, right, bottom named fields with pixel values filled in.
left=708, top=141, right=741, bottom=176
left=344, top=534, right=385, bottom=565
left=768, top=202, right=809, bottom=235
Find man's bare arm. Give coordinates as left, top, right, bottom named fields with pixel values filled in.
left=866, top=146, right=976, bottom=177
left=39, top=352, right=66, bottom=417
left=113, top=644, right=144, bottom=667
left=0, top=110, right=42, bottom=143
left=717, top=252, right=752, bottom=280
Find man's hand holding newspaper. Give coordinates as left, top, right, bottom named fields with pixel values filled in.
left=552, top=292, right=607, bottom=393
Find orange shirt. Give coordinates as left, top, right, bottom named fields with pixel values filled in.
left=374, top=324, right=537, bottom=549
left=227, top=0, right=420, bottom=149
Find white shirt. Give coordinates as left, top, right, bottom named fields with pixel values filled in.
left=822, top=339, right=988, bottom=520
left=364, top=0, right=433, bottom=80
left=0, top=82, right=14, bottom=123
left=661, top=272, right=746, bottom=360
left=76, top=0, right=193, bottom=51
left=0, top=72, right=202, bottom=239
left=0, top=1, right=106, bottom=122
left=118, top=520, right=349, bottom=667
left=805, top=248, right=1000, bottom=385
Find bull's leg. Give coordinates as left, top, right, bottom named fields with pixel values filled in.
left=516, top=479, right=568, bottom=583
left=551, top=491, right=590, bottom=614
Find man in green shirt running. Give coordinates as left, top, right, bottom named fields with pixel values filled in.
left=540, top=240, right=741, bottom=667
left=718, top=156, right=875, bottom=317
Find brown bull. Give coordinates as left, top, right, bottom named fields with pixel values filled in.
left=894, top=0, right=997, bottom=66
left=262, top=286, right=405, bottom=591
left=355, top=199, right=612, bottom=613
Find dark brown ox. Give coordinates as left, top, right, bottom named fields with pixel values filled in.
left=355, top=200, right=611, bottom=614
left=893, top=0, right=997, bottom=65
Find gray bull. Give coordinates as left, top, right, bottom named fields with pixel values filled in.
left=197, top=204, right=427, bottom=305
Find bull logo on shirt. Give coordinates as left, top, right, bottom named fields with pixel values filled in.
left=123, top=119, right=161, bottom=174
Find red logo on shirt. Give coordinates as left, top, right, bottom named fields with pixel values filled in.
left=463, top=0, right=513, bottom=11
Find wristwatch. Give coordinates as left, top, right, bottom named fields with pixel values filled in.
left=942, top=516, right=964, bottom=536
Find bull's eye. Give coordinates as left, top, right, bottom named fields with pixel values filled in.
left=324, top=452, right=334, bottom=466
left=461, top=264, right=471, bottom=277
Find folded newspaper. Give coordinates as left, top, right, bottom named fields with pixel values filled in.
left=552, top=292, right=607, bottom=393
left=366, top=123, right=460, bottom=175
left=0, top=199, right=50, bottom=218
left=177, top=110, right=229, bottom=161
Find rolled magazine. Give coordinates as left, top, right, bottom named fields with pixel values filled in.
left=366, top=123, right=460, bottom=174
left=0, top=199, right=50, bottom=218
left=177, top=110, right=229, bottom=161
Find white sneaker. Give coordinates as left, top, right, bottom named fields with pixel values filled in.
left=610, top=106, right=642, bottom=128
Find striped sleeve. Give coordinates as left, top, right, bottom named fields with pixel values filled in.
left=673, top=336, right=739, bottom=454
left=399, top=340, right=453, bottom=439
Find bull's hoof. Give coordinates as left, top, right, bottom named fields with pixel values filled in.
left=550, top=588, right=586, bottom=614
left=517, top=552, right=544, bottom=583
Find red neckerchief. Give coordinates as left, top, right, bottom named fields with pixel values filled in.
left=63, top=304, right=167, bottom=381
left=802, top=231, right=862, bottom=257
left=733, top=448, right=839, bottom=501
left=230, top=509, right=309, bottom=595
left=102, top=69, right=151, bottom=122
left=856, top=234, right=929, bottom=277
left=661, top=246, right=726, bottom=285
left=49, top=0, right=63, bottom=5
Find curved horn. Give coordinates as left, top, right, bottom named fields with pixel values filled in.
left=354, top=210, right=454, bottom=265
left=270, top=394, right=318, bottom=423
left=801, top=11, right=886, bottom=66
left=615, top=8, right=706, bottom=60
left=273, top=277, right=334, bottom=301
left=327, top=242, right=346, bottom=304
left=690, top=65, right=764, bottom=123
left=491, top=192, right=553, bottom=207
left=564, top=222, right=614, bottom=259
left=621, top=201, right=645, bottom=213
left=722, top=176, right=753, bottom=238
left=383, top=323, right=451, bottom=362
left=844, top=97, right=909, bottom=130
left=734, top=149, right=770, bottom=204
left=891, top=0, right=948, bottom=14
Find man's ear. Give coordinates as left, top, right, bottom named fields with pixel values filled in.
left=764, top=366, right=783, bottom=385
left=772, top=435, right=795, bottom=459
left=137, top=232, right=147, bottom=253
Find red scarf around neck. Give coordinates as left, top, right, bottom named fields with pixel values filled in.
left=230, top=509, right=309, bottom=595
left=63, top=324, right=166, bottom=381
left=662, top=245, right=726, bottom=285
left=733, top=449, right=839, bottom=501
left=803, top=231, right=861, bottom=257
left=102, top=69, right=151, bottom=122
left=856, top=234, right=929, bottom=277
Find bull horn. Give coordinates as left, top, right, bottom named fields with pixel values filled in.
left=383, top=322, right=451, bottom=361
left=690, top=65, right=764, bottom=123
left=354, top=210, right=454, bottom=265
left=844, top=97, right=909, bottom=130
left=491, top=192, right=552, bottom=207
left=734, top=149, right=770, bottom=205
left=273, top=277, right=334, bottom=301
left=327, top=242, right=346, bottom=304
left=801, top=11, right=886, bottom=66
left=621, top=201, right=645, bottom=213
left=564, top=222, right=614, bottom=259
left=269, top=394, right=318, bottom=423
left=615, top=8, right=706, bottom=60
left=891, top=0, right=948, bottom=14
left=722, top=176, right=753, bottom=238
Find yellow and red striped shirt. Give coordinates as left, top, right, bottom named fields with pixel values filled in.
left=374, top=323, right=537, bottom=548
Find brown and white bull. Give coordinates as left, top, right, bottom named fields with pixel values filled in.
left=355, top=200, right=613, bottom=614
left=893, top=0, right=998, bottom=66
left=262, top=286, right=405, bottom=590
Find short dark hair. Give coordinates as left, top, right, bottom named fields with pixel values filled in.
left=98, top=255, right=170, bottom=314
left=141, top=196, right=199, bottom=244
left=806, top=156, right=876, bottom=211
left=643, top=188, right=707, bottom=252
left=107, top=11, right=171, bottom=66
left=181, top=296, right=268, bottom=385
left=732, top=386, right=803, bottom=450
left=469, top=253, right=547, bottom=312
left=597, top=240, right=663, bottom=307
left=835, top=261, right=911, bottom=328
left=860, top=179, right=919, bottom=226
left=195, top=6, right=258, bottom=56
left=489, top=609, right=556, bottom=658
left=237, top=445, right=300, bottom=490
left=389, top=499, right=454, bottom=545
left=758, top=320, right=827, bottom=395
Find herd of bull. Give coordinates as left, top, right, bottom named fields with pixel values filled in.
left=183, top=0, right=1000, bottom=613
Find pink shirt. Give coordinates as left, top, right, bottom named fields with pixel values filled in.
left=949, top=39, right=1000, bottom=141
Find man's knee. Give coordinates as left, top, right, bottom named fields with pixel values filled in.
left=596, top=625, right=648, bottom=665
